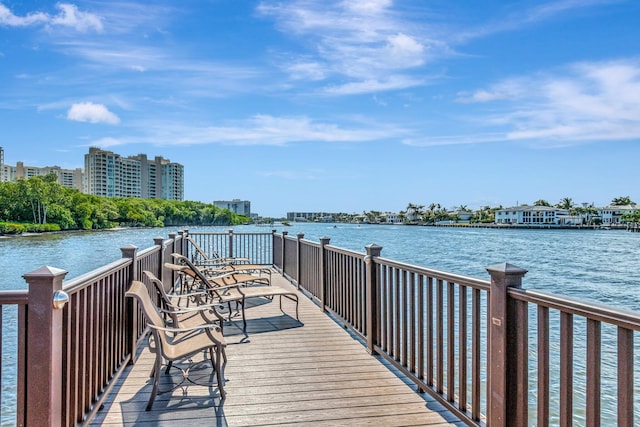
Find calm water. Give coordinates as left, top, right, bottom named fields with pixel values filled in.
left=2, top=224, right=640, bottom=308
left=2, top=223, right=640, bottom=425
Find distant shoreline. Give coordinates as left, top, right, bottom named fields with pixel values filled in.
left=0, top=226, right=137, bottom=240
left=425, top=223, right=619, bottom=230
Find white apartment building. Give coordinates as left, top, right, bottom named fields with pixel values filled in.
left=0, top=147, right=83, bottom=190
left=214, top=199, right=251, bottom=216
left=85, top=147, right=184, bottom=200
left=286, top=212, right=336, bottom=222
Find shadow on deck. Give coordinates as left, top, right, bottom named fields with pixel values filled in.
left=91, top=272, right=462, bottom=426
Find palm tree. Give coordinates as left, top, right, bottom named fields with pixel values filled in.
left=611, top=196, right=635, bottom=206
left=557, top=197, right=574, bottom=210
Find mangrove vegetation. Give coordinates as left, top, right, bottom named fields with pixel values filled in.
left=0, top=174, right=249, bottom=234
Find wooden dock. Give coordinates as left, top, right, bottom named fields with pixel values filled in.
left=91, top=272, right=461, bottom=426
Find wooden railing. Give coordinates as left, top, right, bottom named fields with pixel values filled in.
left=186, top=229, right=274, bottom=265
left=279, top=233, right=640, bottom=427
left=0, top=231, right=186, bottom=426
left=2, top=229, right=639, bottom=426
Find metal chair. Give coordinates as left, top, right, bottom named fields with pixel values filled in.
left=126, top=281, right=226, bottom=410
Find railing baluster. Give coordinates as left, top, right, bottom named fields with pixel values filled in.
left=560, top=312, right=574, bottom=427
left=418, top=273, right=425, bottom=385
left=586, top=319, right=601, bottom=427
left=472, top=288, right=480, bottom=421
left=382, top=265, right=389, bottom=353
left=16, top=303, right=27, bottom=427
left=66, top=293, right=76, bottom=426
left=402, top=270, right=408, bottom=368
left=538, top=306, right=550, bottom=427
left=409, top=272, right=416, bottom=375
left=427, top=276, right=434, bottom=386
left=514, top=298, right=528, bottom=423
left=617, top=327, right=634, bottom=427
left=395, top=267, right=401, bottom=361
left=87, top=284, right=96, bottom=413
left=437, top=278, right=444, bottom=394
left=447, top=281, right=455, bottom=402
left=459, top=284, right=468, bottom=413
left=0, top=310, right=3, bottom=418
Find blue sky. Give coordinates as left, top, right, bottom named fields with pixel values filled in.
left=1, top=0, right=639, bottom=217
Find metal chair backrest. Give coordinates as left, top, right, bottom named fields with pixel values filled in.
left=125, top=281, right=170, bottom=350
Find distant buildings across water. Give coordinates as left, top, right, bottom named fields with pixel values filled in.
left=494, top=204, right=638, bottom=226
left=286, top=204, right=640, bottom=228
left=0, top=146, right=184, bottom=201
left=213, top=199, right=253, bottom=218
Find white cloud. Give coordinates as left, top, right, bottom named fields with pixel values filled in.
left=325, top=76, right=425, bottom=95
left=0, top=4, right=48, bottom=26
left=258, top=1, right=431, bottom=93
left=0, top=3, right=102, bottom=32
left=107, top=114, right=399, bottom=147
left=403, top=133, right=506, bottom=147
left=50, top=4, right=103, bottom=32
left=67, top=102, right=120, bottom=124
left=422, top=59, right=640, bottom=147
left=90, top=137, right=123, bottom=147
left=456, top=78, right=531, bottom=103
left=342, top=0, right=393, bottom=15
left=285, top=61, right=327, bottom=81
left=385, top=33, right=425, bottom=67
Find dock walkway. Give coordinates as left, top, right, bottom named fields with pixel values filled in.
left=91, top=272, right=461, bottom=426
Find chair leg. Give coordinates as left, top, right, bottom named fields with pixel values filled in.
left=147, top=354, right=162, bottom=411
left=216, top=345, right=226, bottom=399
left=164, top=360, right=173, bottom=375
left=241, top=298, right=247, bottom=331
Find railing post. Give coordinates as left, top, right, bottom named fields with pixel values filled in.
left=228, top=229, right=234, bottom=259
left=486, top=262, right=528, bottom=427
left=168, top=232, right=177, bottom=258
left=281, top=231, right=288, bottom=275
left=296, top=233, right=304, bottom=288
left=23, top=266, right=68, bottom=427
left=272, top=229, right=277, bottom=267
left=319, top=237, right=330, bottom=312
left=183, top=228, right=189, bottom=258
left=177, top=230, right=184, bottom=256
left=365, top=244, right=382, bottom=355
left=122, top=245, right=138, bottom=365
left=153, top=237, right=165, bottom=283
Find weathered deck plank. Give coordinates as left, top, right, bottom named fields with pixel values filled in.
left=90, top=272, right=461, bottom=426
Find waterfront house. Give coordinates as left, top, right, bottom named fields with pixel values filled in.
left=451, top=209, right=474, bottom=222
left=598, top=204, right=639, bottom=225
left=385, top=212, right=403, bottom=224
left=494, top=206, right=569, bottom=225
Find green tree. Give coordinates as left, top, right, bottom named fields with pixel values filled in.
left=611, top=196, right=635, bottom=206
left=557, top=197, right=574, bottom=210
left=534, top=199, right=551, bottom=207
